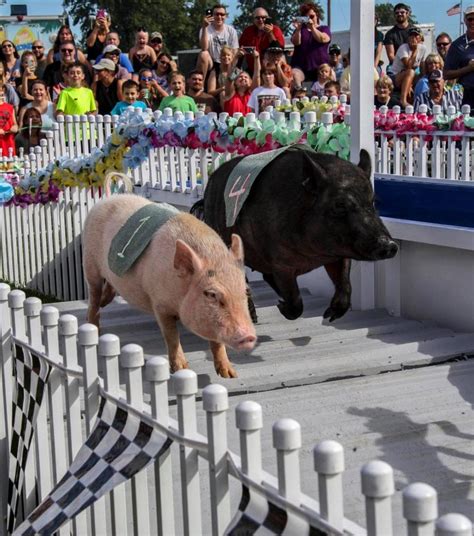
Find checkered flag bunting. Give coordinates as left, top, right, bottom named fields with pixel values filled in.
left=13, top=394, right=172, bottom=535
left=7, top=343, right=52, bottom=534
left=225, top=485, right=328, bottom=535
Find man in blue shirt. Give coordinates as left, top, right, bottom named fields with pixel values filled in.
left=444, top=4, right=474, bottom=111
left=95, top=32, right=134, bottom=73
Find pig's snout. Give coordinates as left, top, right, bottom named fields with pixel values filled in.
left=374, top=237, right=398, bottom=260
left=236, top=334, right=257, bottom=350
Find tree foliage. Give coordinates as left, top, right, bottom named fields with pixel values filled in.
left=64, top=0, right=205, bottom=54
left=232, top=0, right=323, bottom=35
left=375, top=2, right=418, bottom=26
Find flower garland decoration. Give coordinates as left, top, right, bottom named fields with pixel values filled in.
left=5, top=103, right=474, bottom=207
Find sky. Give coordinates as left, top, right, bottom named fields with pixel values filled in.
left=0, top=0, right=467, bottom=41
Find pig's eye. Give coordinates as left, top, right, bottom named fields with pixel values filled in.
left=204, top=290, right=217, bottom=300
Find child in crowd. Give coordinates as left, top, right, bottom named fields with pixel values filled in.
left=248, top=66, right=287, bottom=115
left=324, top=80, right=341, bottom=99
left=311, top=63, right=335, bottom=98
left=208, top=45, right=237, bottom=96
left=111, top=80, right=148, bottom=115
left=0, top=83, right=18, bottom=156
left=15, top=106, right=44, bottom=153
left=374, top=75, right=398, bottom=108
left=159, top=72, right=198, bottom=113
left=138, top=68, right=165, bottom=110
left=55, top=62, right=96, bottom=116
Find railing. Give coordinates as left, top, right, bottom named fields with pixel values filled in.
left=1, top=107, right=473, bottom=184
left=0, top=284, right=472, bottom=535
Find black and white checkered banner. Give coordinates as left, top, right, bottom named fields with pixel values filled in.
left=8, top=343, right=52, bottom=534
left=13, top=393, right=172, bottom=535
left=225, top=485, right=328, bottom=535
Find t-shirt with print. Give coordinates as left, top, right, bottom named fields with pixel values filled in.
left=391, top=43, right=428, bottom=76
left=199, top=24, right=239, bottom=63
left=247, top=86, right=287, bottom=115
left=111, top=100, right=148, bottom=116
left=0, top=102, right=16, bottom=156
left=56, top=87, right=97, bottom=115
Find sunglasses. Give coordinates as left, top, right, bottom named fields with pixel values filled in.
left=151, top=39, right=162, bottom=44
left=2, top=44, right=13, bottom=48
left=436, top=42, right=450, bottom=47
left=254, top=16, right=267, bottom=20
left=466, top=17, right=474, bottom=22
left=140, top=76, right=153, bottom=81
left=214, top=12, right=226, bottom=16
left=61, top=49, right=74, bottom=53
left=32, top=46, right=44, bottom=50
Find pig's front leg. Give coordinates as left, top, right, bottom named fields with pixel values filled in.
left=323, top=258, right=352, bottom=322
left=155, top=311, right=189, bottom=372
left=209, top=341, right=237, bottom=378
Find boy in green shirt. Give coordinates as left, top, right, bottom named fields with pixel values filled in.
left=159, top=72, right=198, bottom=113
left=56, top=62, right=97, bottom=116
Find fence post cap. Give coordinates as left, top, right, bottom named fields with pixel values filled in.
left=39, top=305, right=60, bottom=325
left=436, top=513, right=472, bottom=535
left=120, top=343, right=144, bottom=368
left=321, top=111, right=333, bottom=124
left=23, top=297, right=41, bottom=317
left=203, top=383, right=228, bottom=412
left=8, top=289, right=25, bottom=308
left=403, top=482, right=438, bottom=522
left=273, top=418, right=301, bottom=450
left=145, top=356, right=170, bottom=382
left=59, top=314, right=78, bottom=335
left=361, top=460, right=394, bottom=497
left=172, top=369, right=198, bottom=395
left=0, top=282, right=10, bottom=300
left=313, top=440, right=344, bottom=474
left=98, top=333, right=120, bottom=357
left=78, top=323, right=99, bottom=345
left=235, top=400, right=262, bottom=430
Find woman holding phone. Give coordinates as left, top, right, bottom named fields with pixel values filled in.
left=291, top=2, right=331, bottom=82
left=86, top=9, right=111, bottom=62
left=16, top=51, right=38, bottom=108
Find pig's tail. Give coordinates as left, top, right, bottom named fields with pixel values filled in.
left=103, top=171, right=134, bottom=196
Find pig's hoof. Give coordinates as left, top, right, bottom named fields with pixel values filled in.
left=323, top=302, right=350, bottom=322
left=277, top=299, right=303, bottom=320
left=170, top=359, right=189, bottom=372
left=216, top=364, right=238, bottom=378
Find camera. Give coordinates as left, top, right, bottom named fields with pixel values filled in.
left=205, top=8, right=212, bottom=16
left=295, top=16, right=310, bottom=24
left=228, top=67, right=242, bottom=82
left=243, top=46, right=255, bottom=54
left=97, top=8, right=108, bottom=19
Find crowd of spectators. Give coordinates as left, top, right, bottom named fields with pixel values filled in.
left=0, top=1, right=473, bottom=155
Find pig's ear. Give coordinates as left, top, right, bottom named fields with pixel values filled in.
left=358, top=149, right=372, bottom=178
left=229, top=234, right=244, bottom=264
left=174, top=239, right=203, bottom=276
left=301, top=152, right=327, bottom=194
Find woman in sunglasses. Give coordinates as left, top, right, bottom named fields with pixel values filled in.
left=152, top=52, right=177, bottom=94
left=0, top=41, right=20, bottom=86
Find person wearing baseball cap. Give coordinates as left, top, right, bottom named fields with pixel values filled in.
left=95, top=31, right=134, bottom=73
left=102, top=45, right=131, bottom=80
left=444, top=5, right=474, bottom=111
left=150, top=32, right=164, bottom=55
left=328, top=43, right=343, bottom=81
left=92, top=58, right=122, bottom=114
left=414, top=68, right=462, bottom=113
left=390, top=25, right=428, bottom=107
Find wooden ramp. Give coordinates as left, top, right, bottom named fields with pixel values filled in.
left=56, top=281, right=474, bottom=532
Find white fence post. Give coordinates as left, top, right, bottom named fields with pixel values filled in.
left=120, top=343, right=151, bottom=536
left=173, top=369, right=202, bottom=536
left=273, top=418, right=301, bottom=501
left=235, top=400, right=263, bottom=481
left=98, top=333, right=128, bottom=534
left=361, top=460, right=394, bottom=536
left=403, top=482, right=438, bottom=536
left=145, top=356, right=175, bottom=536
left=313, top=440, right=345, bottom=531
left=435, top=514, right=472, bottom=535
left=78, top=323, right=107, bottom=535
left=203, top=383, right=231, bottom=535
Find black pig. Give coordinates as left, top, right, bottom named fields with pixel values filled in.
left=191, top=147, right=398, bottom=322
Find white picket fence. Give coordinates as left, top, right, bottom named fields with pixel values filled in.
left=0, top=285, right=472, bottom=536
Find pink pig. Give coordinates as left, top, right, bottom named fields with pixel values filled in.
left=82, top=194, right=256, bottom=378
